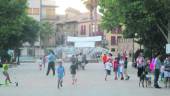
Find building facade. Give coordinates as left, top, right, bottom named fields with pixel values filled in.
left=104, top=26, right=140, bottom=57
left=21, top=0, right=57, bottom=57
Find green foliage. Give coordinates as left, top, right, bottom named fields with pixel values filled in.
left=39, top=21, right=55, bottom=47
left=99, top=0, right=170, bottom=57
left=21, top=17, right=40, bottom=46
left=0, top=0, right=40, bottom=61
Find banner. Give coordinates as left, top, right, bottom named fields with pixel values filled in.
left=67, top=36, right=102, bottom=42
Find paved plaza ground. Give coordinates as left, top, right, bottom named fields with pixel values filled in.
left=0, top=61, right=169, bottom=96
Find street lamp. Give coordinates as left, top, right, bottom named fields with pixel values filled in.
left=132, top=33, right=138, bottom=65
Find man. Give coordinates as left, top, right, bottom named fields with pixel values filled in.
left=77, top=53, right=83, bottom=69
left=154, top=54, right=162, bottom=88
left=82, top=54, right=87, bottom=70
left=164, top=54, right=170, bottom=88
left=46, top=50, right=56, bottom=76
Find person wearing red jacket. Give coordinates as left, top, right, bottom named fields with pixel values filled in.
left=102, top=54, right=108, bottom=68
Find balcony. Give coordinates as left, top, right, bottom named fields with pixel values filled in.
left=42, top=0, right=57, bottom=7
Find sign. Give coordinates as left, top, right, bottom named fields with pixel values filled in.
left=67, top=36, right=102, bottom=48
left=67, top=36, right=102, bottom=42
left=166, top=44, right=170, bottom=54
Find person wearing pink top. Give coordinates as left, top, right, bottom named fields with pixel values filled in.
left=113, top=58, right=118, bottom=80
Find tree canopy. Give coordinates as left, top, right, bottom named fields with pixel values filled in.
left=99, top=0, right=170, bottom=56
left=39, top=21, right=55, bottom=48
left=0, top=0, right=40, bottom=61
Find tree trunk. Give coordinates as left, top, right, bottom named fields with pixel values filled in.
left=168, top=22, right=170, bottom=43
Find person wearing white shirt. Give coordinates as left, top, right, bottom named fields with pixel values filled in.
left=119, top=57, right=124, bottom=80
left=105, top=59, right=112, bottom=81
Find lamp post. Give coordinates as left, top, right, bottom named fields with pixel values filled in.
left=132, top=33, right=138, bottom=64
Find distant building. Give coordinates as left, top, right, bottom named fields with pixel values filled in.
left=55, top=8, right=103, bottom=46
left=105, top=26, right=140, bottom=57
left=21, top=0, right=57, bottom=57
left=27, top=0, right=57, bottom=21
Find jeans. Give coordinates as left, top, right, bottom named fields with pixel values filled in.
left=154, top=69, right=160, bottom=86
left=46, top=61, right=55, bottom=76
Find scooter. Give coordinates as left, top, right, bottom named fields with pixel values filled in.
left=0, top=82, right=18, bottom=87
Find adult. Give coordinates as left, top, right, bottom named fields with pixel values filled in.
left=82, top=54, right=87, bottom=70
left=124, top=57, right=130, bottom=80
left=77, top=53, right=83, bottom=70
left=154, top=54, right=162, bottom=88
left=71, top=55, right=76, bottom=65
left=46, top=50, right=56, bottom=76
left=164, top=54, right=170, bottom=88
left=136, top=53, right=145, bottom=78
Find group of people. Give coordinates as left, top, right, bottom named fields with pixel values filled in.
left=43, top=51, right=88, bottom=89
left=70, top=53, right=88, bottom=70
left=102, top=53, right=130, bottom=81
left=136, top=52, right=170, bottom=88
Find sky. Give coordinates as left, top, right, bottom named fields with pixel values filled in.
left=55, top=0, right=88, bottom=15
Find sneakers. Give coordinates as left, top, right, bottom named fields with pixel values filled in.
left=125, top=76, right=130, bottom=80
left=121, top=77, right=124, bottom=80
left=154, top=85, right=161, bottom=88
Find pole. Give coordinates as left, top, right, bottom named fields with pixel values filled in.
left=132, top=37, right=134, bottom=64
left=168, top=22, right=170, bottom=43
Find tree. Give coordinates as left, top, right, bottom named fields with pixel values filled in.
left=39, top=21, right=55, bottom=48
left=82, top=0, right=98, bottom=35
left=99, top=0, right=170, bottom=57
left=0, top=0, right=40, bottom=62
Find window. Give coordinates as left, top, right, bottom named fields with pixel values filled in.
left=89, top=24, right=91, bottom=36
left=32, top=8, right=40, bottom=15
left=81, top=25, right=84, bottom=35
left=80, top=25, right=86, bottom=35
left=84, top=25, right=86, bottom=35
left=27, top=8, right=40, bottom=15
left=117, top=36, right=122, bottom=43
left=46, top=7, right=55, bottom=17
left=111, top=36, right=116, bottom=45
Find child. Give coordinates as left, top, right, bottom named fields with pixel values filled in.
left=124, top=57, right=130, bottom=80
left=119, top=57, right=124, bottom=80
left=2, top=60, right=12, bottom=85
left=160, top=65, right=165, bottom=81
left=70, top=64, right=77, bottom=85
left=56, top=60, right=65, bottom=89
left=113, top=58, right=118, bottom=80
left=144, top=60, right=151, bottom=87
left=105, top=59, right=112, bottom=81
left=37, top=57, right=43, bottom=71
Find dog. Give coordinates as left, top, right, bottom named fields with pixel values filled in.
left=139, top=72, right=151, bottom=88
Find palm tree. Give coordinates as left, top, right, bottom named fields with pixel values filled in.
left=82, top=0, right=98, bottom=36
